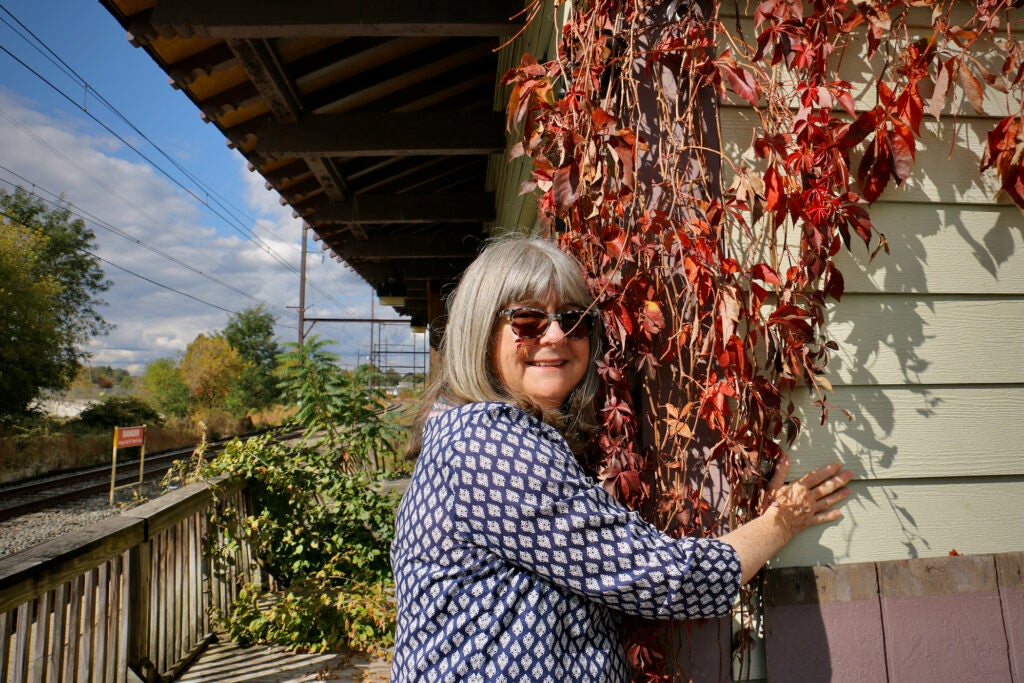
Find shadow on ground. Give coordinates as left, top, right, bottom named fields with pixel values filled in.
left=177, top=636, right=391, bottom=683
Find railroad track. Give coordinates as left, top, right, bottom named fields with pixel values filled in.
left=0, top=427, right=303, bottom=522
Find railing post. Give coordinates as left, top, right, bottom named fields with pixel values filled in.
left=127, top=540, right=158, bottom=682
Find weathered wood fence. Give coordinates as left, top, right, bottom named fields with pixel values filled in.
left=0, top=478, right=261, bottom=683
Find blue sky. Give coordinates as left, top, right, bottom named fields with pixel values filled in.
left=0, top=0, right=423, bottom=374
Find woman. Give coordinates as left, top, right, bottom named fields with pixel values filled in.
left=391, top=235, right=853, bottom=682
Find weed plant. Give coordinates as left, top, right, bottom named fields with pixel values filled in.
left=180, top=336, right=409, bottom=656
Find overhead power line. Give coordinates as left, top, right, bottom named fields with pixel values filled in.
left=0, top=163, right=294, bottom=319
left=0, top=207, right=303, bottom=326
left=0, top=6, right=364, bottom=320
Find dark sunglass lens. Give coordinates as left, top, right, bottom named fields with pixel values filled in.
left=561, top=311, right=591, bottom=338
left=510, top=310, right=549, bottom=338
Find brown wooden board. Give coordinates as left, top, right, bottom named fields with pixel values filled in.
left=664, top=616, right=731, bottom=682
left=996, top=552, right=1024, bottom=683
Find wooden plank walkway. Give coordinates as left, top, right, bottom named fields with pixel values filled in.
left=177, top=637, right=391, bottom=683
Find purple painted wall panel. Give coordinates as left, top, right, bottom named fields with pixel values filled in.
left=879, top=555, right=1011, bottom=683
left=765, top=601, right=887, bottom=683
left=880, top=592, right=1011, bottom=683
left=766, top=553, right=1024, bottom=683
left=765, top=562, right=886, bottom=683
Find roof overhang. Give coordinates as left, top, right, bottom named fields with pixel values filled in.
left=99, top=0, right=524, bottom=323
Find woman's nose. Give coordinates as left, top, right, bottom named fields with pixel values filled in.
left=538, top=318, right=568, bottom=345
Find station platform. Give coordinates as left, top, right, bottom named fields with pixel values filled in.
left=177, top=636, right=391, bottom=683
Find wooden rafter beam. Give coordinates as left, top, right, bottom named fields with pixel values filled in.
left=312, top=232, right=483, bottom=259
left=255, top=112, right=505, bottom=157
left=303, top=158, right=349, bottom=202
left=350, top=259, right=472, bottom=284
left=312, top=192, right=494, bottom=224
left=226, top=38, right=302, bottom=123
left=147, top=0, right=523, bottom=38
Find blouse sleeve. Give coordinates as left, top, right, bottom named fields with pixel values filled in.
left=437, top=403, right=741, bottom=620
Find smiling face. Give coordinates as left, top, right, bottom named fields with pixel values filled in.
left=491, top=295, right=591, bottom=410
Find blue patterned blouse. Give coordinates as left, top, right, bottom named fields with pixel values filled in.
left=390, top=402, right=741, bottom=682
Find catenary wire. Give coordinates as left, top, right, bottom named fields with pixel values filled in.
left=0, top=5, right=410, bottom=353
left=0, top=29, right=362, bottom=319
left=0, top=163, right=294, bottom=319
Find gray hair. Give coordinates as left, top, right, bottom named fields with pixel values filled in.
left=408, top=234, right=601, bottom=456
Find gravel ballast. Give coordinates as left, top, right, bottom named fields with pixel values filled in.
left=0, top=480, right=168, bottom=559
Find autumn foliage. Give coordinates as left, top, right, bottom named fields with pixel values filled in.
left=504, top=0, right=1022, bottom=678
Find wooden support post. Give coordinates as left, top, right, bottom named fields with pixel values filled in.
left=138, top=427, right=147, bottom=488
left=110, top=428, right=120, bottom=506
left=127, top=541, right=155, bottom=682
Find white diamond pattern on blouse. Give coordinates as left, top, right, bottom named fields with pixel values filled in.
left=390, top=402, right=741, bottom=682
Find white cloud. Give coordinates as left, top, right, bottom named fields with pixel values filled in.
left=0, top=90, right=419, bottom=375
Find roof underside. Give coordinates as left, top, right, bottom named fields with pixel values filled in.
left=99, top=0, right=523, bottom=323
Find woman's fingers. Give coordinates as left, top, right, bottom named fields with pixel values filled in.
left=798, top=461, right=845, bottom=489
left=813, top=485, right=851, bottom=513
left=765, top=456, right=794, bottom=509
left=769, top=461, right=854, bottom=532
left=813, top=508, right=844, bottom=525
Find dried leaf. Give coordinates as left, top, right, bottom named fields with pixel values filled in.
left=812, top=374, right=833, bottom=392
left=641, top=300, right=666, bottom=336
left=958, top=63, right=987, bottom=115
left=551, top=165, right=579, bottom=212
left=929, top=57, right=955, bottom=121
left=889, top=126, right=915, bottom=182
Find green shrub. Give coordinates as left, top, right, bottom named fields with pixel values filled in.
left=73, top=395, right=162, bottom=430
left=184, top=336, right=408, bottom=656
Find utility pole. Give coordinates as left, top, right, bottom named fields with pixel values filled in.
left=298, top=224, right=308, bottom=347
left=372, top=290, right=380, bottom=370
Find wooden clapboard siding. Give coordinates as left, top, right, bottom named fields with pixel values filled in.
left=773, top=478, right=1024, bottom=566
left=834, top=202, right=1024, bottom=295
left=821, top=295, right=1024, bottom=385
left=788, top=385, right=1024, bottom=479
left=704, top=5, right=1024, bottom=681
left=712, top=7, right=1024, bottom=583
left=490, top=0, right=558, bottom=232
left=717, top=9, right=1019, bottom=118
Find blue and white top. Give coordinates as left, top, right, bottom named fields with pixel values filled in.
left=390, top=402, right=741, bottom=682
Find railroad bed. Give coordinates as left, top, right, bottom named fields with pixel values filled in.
left=0, top=427, right=302, bottom=559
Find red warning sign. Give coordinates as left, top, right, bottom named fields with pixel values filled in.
left=116, top=426, right=145, bottom=448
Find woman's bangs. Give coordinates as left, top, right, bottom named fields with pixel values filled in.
left=500, top=251, right=589, bottom=308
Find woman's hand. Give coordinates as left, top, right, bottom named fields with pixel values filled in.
left=763, top=455, right=855, bottom=539
left=720, top=455, right=855, bottom=583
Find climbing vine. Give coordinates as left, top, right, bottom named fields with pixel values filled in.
left=504, top=0, right=1022, bottom=679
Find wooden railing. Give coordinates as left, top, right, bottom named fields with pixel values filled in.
left=0, top=478, right=262, bottom=683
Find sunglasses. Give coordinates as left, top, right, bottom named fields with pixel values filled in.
left=496, top=307, right=597, bottom=340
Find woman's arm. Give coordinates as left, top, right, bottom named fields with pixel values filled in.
left=720, top=456, right=854, bottom=584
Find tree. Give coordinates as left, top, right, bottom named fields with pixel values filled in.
left=0, top=188, right=111, bottom=416
left=277, top=336, right=404, bottom=473
left=178, top=334, right=246, bottom=412
left=143, top=357, right=190, bottom=418
left=223, top=305, right=281, bottom=411
left=0, top=224, right=65, bottom=416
